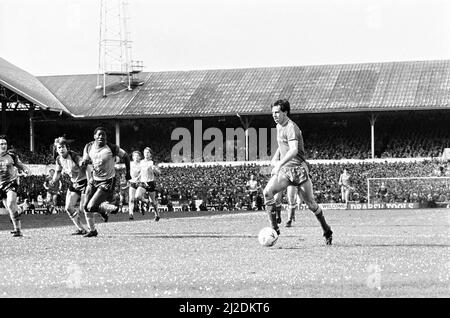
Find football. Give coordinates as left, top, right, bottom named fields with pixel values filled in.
left=258, top=227, right=279, bottom=247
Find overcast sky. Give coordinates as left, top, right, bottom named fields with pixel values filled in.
left=1, top=0, right=449, bottom=76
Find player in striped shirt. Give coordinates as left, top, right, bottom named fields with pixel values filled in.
left=43, top=168, right=62, bottom=214
left=51, top=137, right=89, bottom=235
left=0, top=135, right=31, bottom=237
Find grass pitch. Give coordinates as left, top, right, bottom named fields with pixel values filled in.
left=0, top=208, right=449, bottom=298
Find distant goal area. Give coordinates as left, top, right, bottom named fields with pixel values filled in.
left=367, top=176, right=450, bottom=209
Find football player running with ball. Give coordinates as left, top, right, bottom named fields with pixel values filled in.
left=263, top=100, right=333, bottom=245
left=272, top=148, right=300, bottom=228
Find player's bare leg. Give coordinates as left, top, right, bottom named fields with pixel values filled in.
left=298, top=179, right=333, bottom=245
left=135, top=187, right=147, bottom=215
left=83, top=185, right=97, bottom=236
left=274, top=192, right=282, bottom=224
left=5, top=192, right=22, bottom=237
left=285, top=186, right=297, bottom=227
left=263, top=175, right=290, bottom=235
left=65, top=190, right=87, bottom=235
left=83, top=186, right=113, bottom=237
left=148, top=191, right=160, bottom=221
left=128, top=187, right=136, bottom=220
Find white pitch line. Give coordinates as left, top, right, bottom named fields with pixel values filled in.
left=105, top=233, right=258, bottom=238
left=345, top=234, right=449, bottom=238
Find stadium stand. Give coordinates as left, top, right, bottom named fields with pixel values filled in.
left=12, top=160, right=450, bottom=210
left=10, top=112, right=449, bottom=164
left=37, top=60, right=450, bottom=117
left=3, top=57, right=450, bottom=163
left=2, top=57, right=450, bottom=211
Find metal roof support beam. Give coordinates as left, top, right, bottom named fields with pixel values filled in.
left=1, top=100, right=6, bottom=134
left=103, top=73, right=107, bottom=97
left=29, top=105, right=35, bottom=152
left=115, top=120, right=121, bottom=147
left=369, top=113, right=379, bottom=159
left=237, top=114, right=254, bottom=161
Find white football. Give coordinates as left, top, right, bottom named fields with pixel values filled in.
left=258, top=227, right=279, bottom=247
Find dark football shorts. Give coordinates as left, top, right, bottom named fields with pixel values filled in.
left=129, top=182, right=139, bottom=190
left=139, top=181, right=156, bottom=192
left=68, top=179, right=88, bottom=196
left=248, top=189, right=258, bottom=200
left=46, top=188, right=59, bottom=196
left=279, top=162, right=310, bottom=186
left=88, top=178, right=115, bottom=194
left=0, top=180, right=19, bottom=200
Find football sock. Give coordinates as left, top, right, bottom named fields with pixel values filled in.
left=153, top=204, right=159, bottom=216
left=72, top=213, right=85, bottom=231
left=10, top=211, right=21, bottom=231
left=275, top=204, right=281, bottom=220
left=129, top=200, right=135, bottom=216
left=288, top=204, right=296, bottom=221
left=313, top=207, right=330, bottom=233
left=67, top=210, right=85, bottom=231
left=84, top=212, right=96, bottom=231
left=265, top=204, right=279, bottom=230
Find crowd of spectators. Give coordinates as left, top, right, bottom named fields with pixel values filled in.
left=10, top=160, right=450, bottom=211
left=5, top=112, right=450, bottom=210
left=11, top=145, right=54, bottom=165
left=156, top=164, right=266, bottom=210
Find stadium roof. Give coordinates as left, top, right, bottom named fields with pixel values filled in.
left=0, top=57, right=71, bottom=115
left=34, top=59, right=450, bottom=118
left=37, top=74, right=146, bottom=118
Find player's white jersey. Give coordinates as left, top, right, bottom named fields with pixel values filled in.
left=339, top=173, right=351, bottom=187
left=140, top=159, right=156, bottom=182
left=130, top=161, right=141, bottom=183
left=247, top=180, right=258, bottom=191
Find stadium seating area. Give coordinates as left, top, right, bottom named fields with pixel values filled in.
left=11, top=131, right=448, bottom=165
left=12, top=145, right=54, bottom=165
left=5, top=111, right=450, bottom=210
left=11, top=113, right=450, bottom=164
